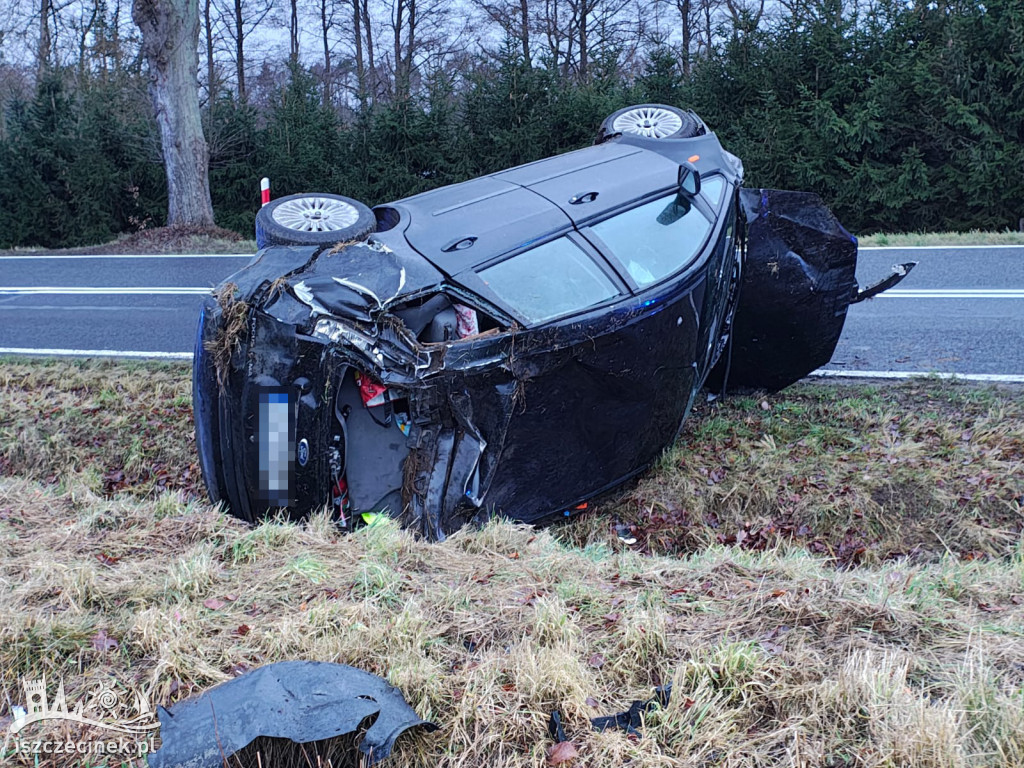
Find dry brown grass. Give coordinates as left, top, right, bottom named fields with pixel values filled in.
left=0, top=360, right=199, bottom=498
left=1, top=361, right=1023, bottom=768
left=607, top=383, right=1024, bottom=565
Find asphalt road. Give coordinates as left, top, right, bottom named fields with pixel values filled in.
left=830, top=246, right=1024, bottom=379
left=1, top=246, right=1022, bottom=379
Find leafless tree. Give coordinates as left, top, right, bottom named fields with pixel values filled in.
left=38, top=0, right=53, bottom=74
left=204, top=0, right=218, bottom=97
left=214, top=0, right=273, bottom=100
left=534, top=0, right=634, bottom=81
left=313, top=0, right=335, bottom=103
left=385, top=0, right=458, bottom=100
left=288, top=0, right=298, bottom=61
left=132, top=0, right=215, bottom=226
left=470, top=0, right=531, bottom=64
left=724, top=0, right=765, bottom=35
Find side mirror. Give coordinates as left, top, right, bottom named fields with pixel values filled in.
left=678, top=161, right=701, bottom=197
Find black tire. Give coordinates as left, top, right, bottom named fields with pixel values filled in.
left=254, top=192, right=375, bottom=249
left=596, top=104, right=703, bottom=143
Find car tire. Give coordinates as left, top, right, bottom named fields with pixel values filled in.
left=596, top=104, right=703, bottom=143
left=254, top=193, right=376, bottom=249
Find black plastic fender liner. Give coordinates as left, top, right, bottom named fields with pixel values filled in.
left=719, top=188, right=860, bottom=392
left=147, top=661, right=437, bottom=768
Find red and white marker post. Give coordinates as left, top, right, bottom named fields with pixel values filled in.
left=260, top=177, right=271, bottom=207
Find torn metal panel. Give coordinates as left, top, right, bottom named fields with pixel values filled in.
left=147, top=661, right=436, bottom=768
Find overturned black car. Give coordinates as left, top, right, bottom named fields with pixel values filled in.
left=193, top=104, right=912, bottom=539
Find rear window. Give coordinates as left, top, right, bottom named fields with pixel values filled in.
left=590, top=193, right=712, bottom=288
left=479, top=238, right=618, bottom=324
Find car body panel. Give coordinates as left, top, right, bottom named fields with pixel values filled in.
left=399, top=179, right=572, bottom=277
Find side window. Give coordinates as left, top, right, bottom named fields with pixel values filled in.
left=700, top=175, right=726, bottom=207
left=590, top=193, right=712, bottom=288
left=478, top=238, right=619, bottom=324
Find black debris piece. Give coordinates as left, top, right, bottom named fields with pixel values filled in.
left=147, top=661, right=437, bottom=768
left=547, top=684, right=673, bottom=745
left=548, top=710, right=568, bottom=743
left=590, top=684, right=672, bottom=737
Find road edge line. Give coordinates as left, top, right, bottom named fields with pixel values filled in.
left=0, top=348, right=192, bottom=360
left=811, top=369, right=1024, bottom=383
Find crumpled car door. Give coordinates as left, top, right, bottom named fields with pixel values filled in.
left=718, top=188, right=913, bottom=391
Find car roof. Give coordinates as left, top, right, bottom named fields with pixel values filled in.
left=382, top=133, right=735, bottom=277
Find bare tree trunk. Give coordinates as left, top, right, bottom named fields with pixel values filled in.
left=133, top=0, right=216, bottom=227
left=704, top=0, right=712, bottom=53
left=362, top=0, right=375, bottom=98
left=112, top=0, right=125, bottom=72
left=676, top=0, right=691, bottom=75
left=392, top=0, right=404, bottom=99
left=400, top=0, right=415, bottom=99
left=519, top=0, right=530, bottom=64
left=233, top=0, right=245, bottom=100
left=352, top=0, right=365, bottom=103
left=544, top=0, right=560, bottom=73
left=77, top=2, right=98, bottom=79
left=204, top=0, right=216, bottom=98
left=321, top=0, right=333, bottom=104
left=289, top=0, right=299, bottom=62
left=38, top=0, right=52, bottom=76
left=578, top=4, right=587, bottom=81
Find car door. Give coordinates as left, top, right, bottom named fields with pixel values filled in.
left=460, top=198, right=732, bottom=523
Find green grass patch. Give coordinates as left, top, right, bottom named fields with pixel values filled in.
left=858, top=230, right=1024, bottom=247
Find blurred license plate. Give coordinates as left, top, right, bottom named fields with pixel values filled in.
left=258, top=387, right=294, bottom=506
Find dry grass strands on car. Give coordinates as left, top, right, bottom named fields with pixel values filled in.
left=328, top=239, right=366, bottom=254
left=205, top=282, right=249, bottom=389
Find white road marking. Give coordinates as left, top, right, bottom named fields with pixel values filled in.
left=812, top=369, right=1024, bottom=383
left=0, top=253, right=252, bottom=259
left=0, top=347, right=192, bottom=359
left=859, top=244, right=1024, bottom=251
left=878, top=289, right=1024, bottom=299
left=0, top=305, right=184, bottom=312
left=0, top=286, right=210, bottom=295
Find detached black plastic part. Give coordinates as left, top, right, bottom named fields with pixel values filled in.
left=147, top=661, right=437, bottom=768
left=547, top=684, right=673, bottom=747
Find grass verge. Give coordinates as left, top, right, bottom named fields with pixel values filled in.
left=0, top=226, right=256, bottom=256
left=1, top=360, right=1022, bottom=767
left=857, top=230, right=1024, bottom=247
